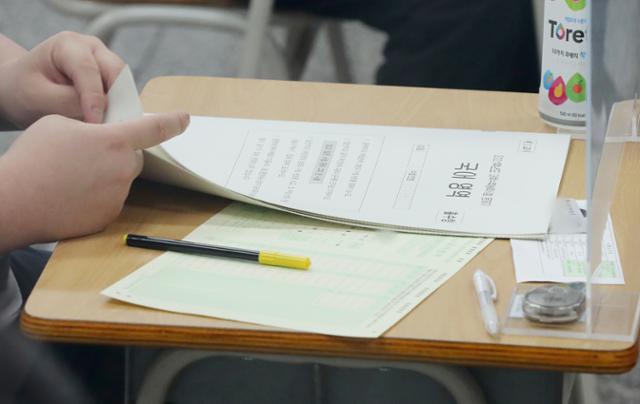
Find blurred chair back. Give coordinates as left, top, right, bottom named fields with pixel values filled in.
left=43, top=0, right=352, bottom=81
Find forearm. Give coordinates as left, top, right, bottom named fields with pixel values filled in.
left=0, top=35, right=27, bottom=64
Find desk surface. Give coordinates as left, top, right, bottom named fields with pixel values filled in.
left=22, top=77, right=640, bottom=373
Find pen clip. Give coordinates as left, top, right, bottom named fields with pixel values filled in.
left=474, top=269, right=497, bottom=301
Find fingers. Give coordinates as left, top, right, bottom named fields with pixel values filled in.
left=49, top=32, right=124, bottom=124
left=93, top=47, right=126, bottom=91
left=108, top=112, right=190, bottom=150
left=50, top=38, right=105, bottom=124
left=38, top=83, right=84, bottom=120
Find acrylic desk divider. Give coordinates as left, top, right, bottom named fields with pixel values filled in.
left=502, top=99, right=640, bottom=342
left=504, top=2, right=640, bottom=341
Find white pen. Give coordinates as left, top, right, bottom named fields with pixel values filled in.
left=473, top=269, right=500, bottom=337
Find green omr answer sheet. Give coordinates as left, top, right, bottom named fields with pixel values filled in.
left=103, top=203, right=491, bottom=338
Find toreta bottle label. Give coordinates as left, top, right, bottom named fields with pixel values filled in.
left=538, top=0, right=588, bottom=128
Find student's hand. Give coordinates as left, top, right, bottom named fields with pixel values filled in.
left=0, top=112, right=189, bottom=251
left=0, top=31, right=125, bottom=128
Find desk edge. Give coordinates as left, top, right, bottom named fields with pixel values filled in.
left=21, top=311, right=638, bottom=374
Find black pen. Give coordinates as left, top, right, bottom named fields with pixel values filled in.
left=123, top=234, right=311, bottom=270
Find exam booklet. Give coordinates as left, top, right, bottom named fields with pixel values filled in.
left=109, top=67, right=571, bottom=238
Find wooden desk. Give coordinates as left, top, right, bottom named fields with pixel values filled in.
left=22, top=77, right=640, bottom=374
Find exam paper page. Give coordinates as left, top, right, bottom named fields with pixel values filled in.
left=103, top=203, right=492, bottom=338
left=160, top=116, right=570, bottom=237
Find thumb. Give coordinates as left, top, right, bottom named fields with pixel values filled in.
left=109, top=112, right=190, bottom=150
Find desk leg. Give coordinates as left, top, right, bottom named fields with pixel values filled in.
left=135, top=349, right=486, bottom=404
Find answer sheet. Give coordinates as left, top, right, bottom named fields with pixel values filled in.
left=103, top=203, right=492, bottom=338
left=158, top=116, right=570, bottom=238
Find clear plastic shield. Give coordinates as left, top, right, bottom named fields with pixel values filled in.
left=504, top=1, right=640, bottom=341
left=586, top=0, right=640, bottom=340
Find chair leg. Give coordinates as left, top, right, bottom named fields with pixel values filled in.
left=578, top=373, right=602, bottom=404
left=238, top=0, right=275, bottom=78
left=325, top=21, right=353, bottom=83
left=135, top=349, right=487, bottom=404
left=563, top=373, right=588, bottom=404
left=135, top=350, right=213, bottom=404
left=283, top=20, right=320, bottom=81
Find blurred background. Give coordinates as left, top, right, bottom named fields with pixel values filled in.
left=0, top=0, right=386, bottom=90
left=1, top=1, right=639, bottom=403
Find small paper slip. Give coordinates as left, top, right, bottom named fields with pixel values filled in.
left=103, top=203, right=492, bottom=338
left=511, top=200, right=624, bottom=285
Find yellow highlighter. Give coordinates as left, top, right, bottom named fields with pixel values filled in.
left=123, top=234, right=311, bottom=270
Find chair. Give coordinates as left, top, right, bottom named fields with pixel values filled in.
left=43, top=0, right=353, bottom=81
left=133, top=349, right=488, bottom=404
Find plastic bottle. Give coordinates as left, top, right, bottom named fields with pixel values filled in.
left=538, top=0, right=589, bottom=129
